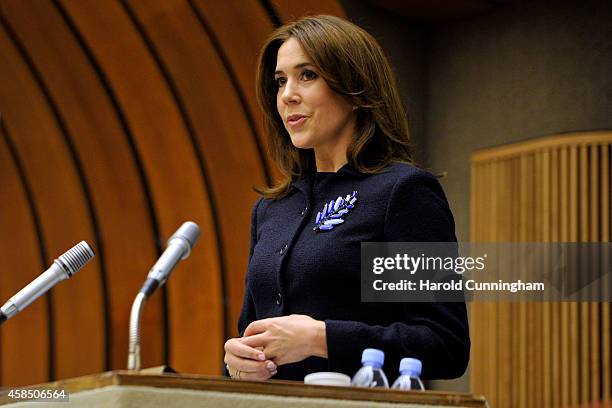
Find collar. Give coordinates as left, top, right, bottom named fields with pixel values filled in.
left=290, top=162, right=366, bottom=196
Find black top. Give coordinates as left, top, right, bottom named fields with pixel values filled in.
left=236, top=162, right=470, bottom=381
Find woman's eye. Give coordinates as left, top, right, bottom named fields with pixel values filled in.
left=302, top=70, right=317, bottom=81
left=275, top=77, right=287, bottom=88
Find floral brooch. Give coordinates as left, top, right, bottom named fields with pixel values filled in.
left=313, top=191, right=358, bottom=231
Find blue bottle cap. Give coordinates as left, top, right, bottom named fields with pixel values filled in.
left=399, top=358, right=422, bottom=376
left=361, top=348, right=385, bottom=366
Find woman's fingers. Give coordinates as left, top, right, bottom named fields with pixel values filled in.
left=224, top=336, right=278, bottom=381
left=244, top=318, right=269, bottom=337
left=239, top=332, right=268, bottom=348
left=224, top=337, right=266, bottom=361
left=224, top=352, right=275, bottom=372
left=235, top=367, right=278, bottom=381
left=226, top=360, right=277, bottom=381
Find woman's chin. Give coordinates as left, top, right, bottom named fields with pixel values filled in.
left=289, top=135, right=314, bottom=149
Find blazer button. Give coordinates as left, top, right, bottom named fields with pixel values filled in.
left=279, top=244, right=288, bottom=255
left=275, top=293, right=283, bottom=305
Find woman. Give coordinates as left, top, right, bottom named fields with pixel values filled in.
left=224, top=15, right=469, bottom=382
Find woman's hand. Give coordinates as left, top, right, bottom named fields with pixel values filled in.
left=224, top=338, right=277, bottom=380
left=241, top=314, right=327, bottom=366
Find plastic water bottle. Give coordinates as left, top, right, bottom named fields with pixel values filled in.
left=391, top=358, right=425, bottom=391
left=351, top=348, right=389, bottom=388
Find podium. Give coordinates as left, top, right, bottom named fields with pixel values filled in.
left=0, top=371, right=487, bottom=407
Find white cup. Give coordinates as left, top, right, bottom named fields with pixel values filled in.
left=304, top=372, right=352, bottom=387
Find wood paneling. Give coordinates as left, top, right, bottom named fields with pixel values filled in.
left=123, top=0, right=267, bottom=343
left=57, top=0, right=223, bottom=375
left=0, top=12, right=106, bottom=380
left=0, top=0, right=346, bottom=386
left=470, top=131, right=612, bottom=407
left=0, top=0, right=164, bottom=372
left=0, top=126, right=49, bottom=386
left=271, top=0, right=346, bottom=22
left=602, top=144, right=611, bottom=403
left=190, top=0, right=278, bottom=185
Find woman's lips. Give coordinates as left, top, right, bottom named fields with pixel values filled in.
left=287, top=116, right=307, bottom=129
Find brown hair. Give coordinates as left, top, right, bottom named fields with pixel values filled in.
left=255, top=15, right=415, bottom=199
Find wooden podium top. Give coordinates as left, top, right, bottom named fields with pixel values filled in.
left=0, top=370, right=487, bottom=407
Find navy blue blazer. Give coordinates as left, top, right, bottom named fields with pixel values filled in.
left=236, top=162, right=470, bottom=381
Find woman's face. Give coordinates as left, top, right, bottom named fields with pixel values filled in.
left=275, top=38, right=356, bottom=151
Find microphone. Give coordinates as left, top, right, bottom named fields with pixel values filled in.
left=128, top=221, right=200, bottom=370
left=0, top=241, right=95, bottom=324
left=138, top=221, right=201, bottom=298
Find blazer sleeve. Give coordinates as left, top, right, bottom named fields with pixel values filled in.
left=225, top=198, right=263, bottom=377
left=237, top=198, right=263, bottom=336
left=324, top=173, right=470, bottom=379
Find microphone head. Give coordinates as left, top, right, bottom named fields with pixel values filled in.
left=168, top=221, right=201, bottom=259
left=55, top=241, right=95, bottom=278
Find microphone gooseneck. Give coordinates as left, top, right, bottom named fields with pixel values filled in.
left=128, top=221, right=201, bottom=371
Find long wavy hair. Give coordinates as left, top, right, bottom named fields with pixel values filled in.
left=255, top=15, right=415, bottom=199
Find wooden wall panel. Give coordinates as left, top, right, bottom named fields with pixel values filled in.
left=0, top=16, right=106, bottom=380
left=541, top=150, right=552, bottom=408
left=123, top=0, right=267, bottom=343
left=579, top=145, right=588, bottom=406
left=589, top=145, right=600, bottom=403
left=489, top=162, right=499, bottom=407
left=518, top=155, right=528, bottom=408
left=0, top=0, right=164, bottom=372
left=602, top=144, right=611, bottom=403
left=470, top=132, right=612, bottom=407
left=0, top=128, right=49, bottom=386
left=560, top=145, right=571, bottom=407
left=271, top=0, right=346, bottom=22
left=188, top=0, right=276, bottom=339
left=569, top=145, right=579, bottom=407
left=0, top=0, right=347, bottom=386
left=57, top=0, right=223, bottom=375
left=190, top=0, right=277, bottom=185
left=497, top=160, right=509, bottom=408
left=551, top=148, right=561, bottom=408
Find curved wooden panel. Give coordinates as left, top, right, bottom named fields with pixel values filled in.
left=0, top=126, right=49, bottom=386
left=190, top=0, right=277, bottom=184
left=58, top=0, right=223, bottom=374
left=1, top=0, right=349, bottom=385
left=270, top=0, right=346, bottom=22
left=1, top=0, right=164, bottom=370
left=123, top=0, right=267, bottom=340
left=0, top=18, right=105, bottom=380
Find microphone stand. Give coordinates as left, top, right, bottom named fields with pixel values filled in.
left=126, top=221, right=200, bottom=371
left=127, top=292, right=146, bottom=370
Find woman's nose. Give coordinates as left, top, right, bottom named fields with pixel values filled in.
left=280, top=80, right=300, bottom=104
